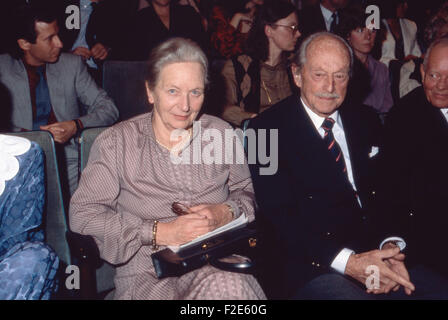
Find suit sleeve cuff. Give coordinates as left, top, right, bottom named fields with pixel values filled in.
left=330, top=248, right=355, bottom=274
left=379, top=237, right=406, bottom=251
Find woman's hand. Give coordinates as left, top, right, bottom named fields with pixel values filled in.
left=189, top=203, right=234, bottom=229
left=157, top=213, right=215, bottom=247
left=230, top=12, right=253, bottom=32
left=156, top=203, right=233, bottom=247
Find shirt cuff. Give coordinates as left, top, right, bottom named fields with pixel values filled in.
left=379, top=237, right=406, bottom=251
left=141, top=221, right=154, bottom=245
left=330, top=248, right=355, bottom=274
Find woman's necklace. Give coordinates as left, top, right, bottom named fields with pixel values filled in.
left=155, top=128, right=192, bottom=151
left=261, top=80, right=272, bottom=105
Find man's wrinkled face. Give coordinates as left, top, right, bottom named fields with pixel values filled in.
left=421, top=44, right=448, bottom=109
left=294, top=36, right=350, bottom=117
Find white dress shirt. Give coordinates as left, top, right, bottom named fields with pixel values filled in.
left=71, top=0, right=97, bottom=69
left=300, top=98, right=405, bottom=274
left=442, top=108, right=448, bottom=123
left=320, top=4, right=337, bottom=32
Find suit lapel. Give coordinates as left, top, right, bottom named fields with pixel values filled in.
left=339, top=105, right=365, bottom=190
left=284, top=97, right=353, bottom=192
left=46, top=62, right=65, bottom=121
left=12, top=59, right=33, bottom=129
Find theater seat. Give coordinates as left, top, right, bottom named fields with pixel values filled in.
left=67, top=126, right=115, bottom=299
left=102, top=60, right=152, bottom=121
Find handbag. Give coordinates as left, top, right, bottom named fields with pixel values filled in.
left=151, top=222, right=257, bottom=279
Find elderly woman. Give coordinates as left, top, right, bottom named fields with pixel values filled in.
left=69, top=37, right=266, bottom=300
left=221, top=0, right=301, bottom=127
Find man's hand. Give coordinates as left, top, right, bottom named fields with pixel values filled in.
left=375, top=242, right=412, bottom=295
left=71, top=46, right=92, bottom=60
left=40, top=120, right=77, bottom=144
left=345, top=247, right=415, bottom=295
left=189, top=203, right=234, bottom=230
left=90, top=43, right=109, bottom=60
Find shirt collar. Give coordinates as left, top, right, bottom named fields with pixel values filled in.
left=300, top=97, right=341, bottom=130
left=21, top=58, right=46, bottom=74
left=320, top=4, right=335, bottom=23
left=442, top=108, right=448, bottom=122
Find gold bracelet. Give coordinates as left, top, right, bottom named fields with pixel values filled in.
left=151, top=220, right=159, bottom=250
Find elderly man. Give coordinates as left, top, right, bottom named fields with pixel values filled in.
left=248, top=32, right=448, bottom=299
left=0, top=4, right=119, bottom=195
left=381, top=35, right=448, bottom=279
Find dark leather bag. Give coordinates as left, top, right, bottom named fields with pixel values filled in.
left=151, top=222, right=257, bottom=279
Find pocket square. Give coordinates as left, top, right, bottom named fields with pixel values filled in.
left=369, top=146, right=379, bottom=158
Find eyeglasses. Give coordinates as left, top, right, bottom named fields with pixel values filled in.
left=426, top=72, right=448, bottom=84
left=270, top=24, right=300, bottom=34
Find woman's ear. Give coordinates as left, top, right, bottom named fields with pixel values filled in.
left=145, top=81, right=155, bottom=104
left=265, top=24, right=272, bottom=38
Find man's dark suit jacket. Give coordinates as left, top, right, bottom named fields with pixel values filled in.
left=124, top=2, right=207, bottom=61
left=381, top=86, right=448, bottom=275
left=298, top=4, right=327, bottom=41
left=248, top=94, right=384, bottom=299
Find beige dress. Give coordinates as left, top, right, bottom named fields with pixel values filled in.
left=221, top=54, right=293, bottom=126
left=69, top=112, right=266, bottom=300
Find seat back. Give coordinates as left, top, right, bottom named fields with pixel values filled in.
left=102, top=60, right=152, bottom=122
left=79, top=127, right=116, bottom=295
left=7, top=131, right=71, bottom=265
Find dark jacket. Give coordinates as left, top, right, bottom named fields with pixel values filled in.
left=248, top=94, right=385, bottom=298
left=381, top=86, right=448, bottom=275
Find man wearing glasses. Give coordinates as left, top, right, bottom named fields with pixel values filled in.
left=381, top=36, right=448, bottom=282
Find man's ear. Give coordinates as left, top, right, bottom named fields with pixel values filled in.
left=291, top=64, right=302, bottom=88
left=145, top=81, right=155, bottom=104
left=420, top=63, right=426, bottom=82
left=17, top=39, right=31, bottom=52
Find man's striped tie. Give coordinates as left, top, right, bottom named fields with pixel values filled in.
left=321, top=117, right=348, bottom=179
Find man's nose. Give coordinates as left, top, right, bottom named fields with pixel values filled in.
left=324, top=75, right=335, bottom=93
left=54, top=35, right=63, bottom=48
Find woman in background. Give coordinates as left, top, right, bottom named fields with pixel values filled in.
left=336, top=4, right=393, bottom=115
left=221, top=0, right=301, bottom=127
left=379, top=0, right=422, bottom=67
left=209, top=0, right=264, bottom=60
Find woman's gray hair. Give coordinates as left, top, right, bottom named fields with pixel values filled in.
left=291, top=32, right=354, bottom=76
left=146, top=37, right=209, bottom=90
